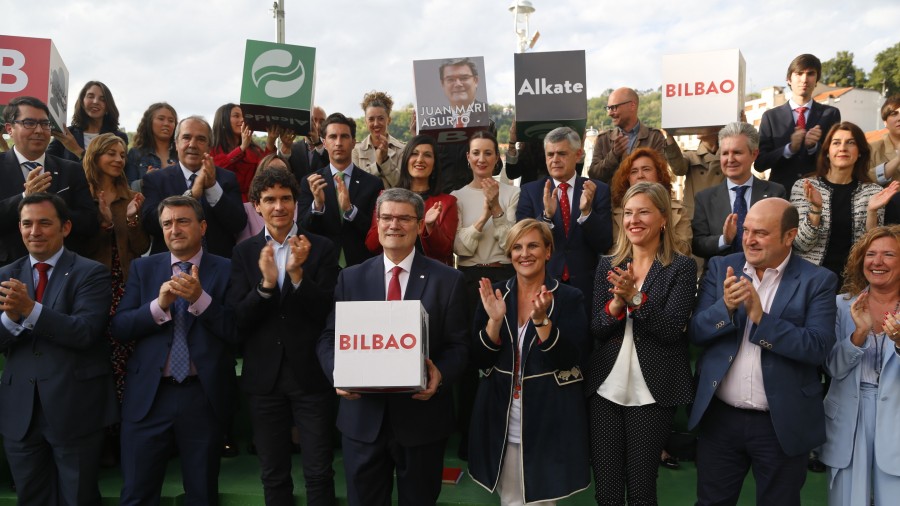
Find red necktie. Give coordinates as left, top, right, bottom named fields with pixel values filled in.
left=34, top=262, right=51, bottom=303
left=557, top=183, right=571, bottom=281
left=455, top=117, right=464, bottom=128
left=387, top=266, right=403, bottom=301
left=795, top=106, right=808, bottom=130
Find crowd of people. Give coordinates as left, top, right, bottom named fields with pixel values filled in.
left=1, top=50, right=900, bottom=506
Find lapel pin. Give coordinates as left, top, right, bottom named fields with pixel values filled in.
left=420, top=275, right=425, bottom=279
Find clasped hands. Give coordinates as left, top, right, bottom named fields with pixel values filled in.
left=723, top=266, right=762, bottom=324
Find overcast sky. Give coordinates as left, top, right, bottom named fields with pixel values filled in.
left=4, top=0, right=898, bottom=132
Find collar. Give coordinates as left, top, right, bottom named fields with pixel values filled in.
left=330, top=163, right=354, bottom=178
left=788, top=98, right=814, bottom=110
left=264, top=222, right=299, bottom=246
left=743, top=251, right=791, bottom=281
left=170, top=249, right=203, bottom=269
left=29, top=247, right=65, bottom=269
left=362, top=134, right=399, bottom=150
left=383, top=249, right=416, bottom=275
left=13, top=146, right=46, bottom=167
left=726, top=175, right=754, bottom=190
left=551, top=173, right=578, bottom=188
left=179, top=162, right=200, bottom=180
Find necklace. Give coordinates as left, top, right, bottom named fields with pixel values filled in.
left=869, top=299, right=900, bottom=380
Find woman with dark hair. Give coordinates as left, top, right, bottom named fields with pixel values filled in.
left=792, top=121, right=899, bottom=288
left=587, top=182, right=696, bottom=504
left=364, top=134, right=458, bottom=264
left=48, top=81, right=128, bottom=162
left=610, top=146, right=692, bottom=255
left=821, top=225, right=900, bottom=505
left=82, top=132, right=150, bottom=464
left=352, top=90, right=405, bottom=188
left=125, top=102, right=178, bottom=185
left=468, top=218, right=591, bottom=504
left=210, top=103, right=276, bottom=202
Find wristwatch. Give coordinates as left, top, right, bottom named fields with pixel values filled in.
left=627, top=292, right=643, bottom=308
left=532, top=316, right=550, bottom=328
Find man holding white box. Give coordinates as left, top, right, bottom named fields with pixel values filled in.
left=317, top=187, right=468, bottom=506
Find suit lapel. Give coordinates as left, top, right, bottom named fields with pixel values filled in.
left=16, top=258, right=35, bottom=302
left=3, top=151, right=27, bottom=189
left=714, top=182, right=732, bottom=218
left=768, top=255, right=801, bottom=321
left=749, top=177, right=775, bottom=205
left=322, top=167, right=340, bottom=222
left=807, top=102, right=824, bottom=128
left=40, top=249, right=76, bottom=308
left=404, top=253, right=428, bottom=301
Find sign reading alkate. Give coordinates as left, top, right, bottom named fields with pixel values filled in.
left=333, top=300, right=430, bottom=392
left=414, top=56, right=489, bottom=144
left=0, top=35, right=69, bottom=132
left=514, top=50, right=587, bottom=141
left=661, top=49, right=745, bottom=135
left=240, top=40, right=316, bottom=134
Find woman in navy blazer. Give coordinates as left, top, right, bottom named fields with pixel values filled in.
left=48, top=81, right=128, bottom=162
left=586, top=182, right=696, bottom=505
left=468, top=218, right=591, bottom=504
left=822, top=225, right=900, bottom=505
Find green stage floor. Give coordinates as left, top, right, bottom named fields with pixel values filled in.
left=0, top=439, right=828, bottom=505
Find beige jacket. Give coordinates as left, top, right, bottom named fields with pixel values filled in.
left=352, top=134, right=405, bottom=188
left=665, top=141, right=723, bottom=218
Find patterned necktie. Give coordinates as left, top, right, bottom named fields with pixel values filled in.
left=795, top=106, right=808, bottom=130
left=387, top=266, right=403, bottom=301
left=22, top=161, right=41, bottom=179
left=187, top=173, right=197, bottom=192
left=732, top=186, right=748, bottom=252
left=170, top=261, right=192, bottom=382
left=34, top=262, right=51, bottom=303
left=558, top=182, right=571, bottom=281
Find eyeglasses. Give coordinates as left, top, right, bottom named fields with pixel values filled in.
left=13, top=119, right=52, bottom=130
left=378, top=214, right=418, bottom=225
left=605, top=100, right=634, bottom=113
left=442, top=75, right=475, bottom=85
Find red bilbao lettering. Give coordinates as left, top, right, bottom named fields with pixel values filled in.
left=339, top=334, right=417, bottom=350
left=665, top=80, right=735, bottom=97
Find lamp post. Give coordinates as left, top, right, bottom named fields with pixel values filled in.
left=508, top=0, right=536, bottom=54
left=272, top=0, right=285, bottom=43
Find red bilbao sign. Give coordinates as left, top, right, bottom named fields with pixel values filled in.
left=0, top=35, right=69, bottom=131
left=661, top=49, right=745, bottom=136
left=338, top=333, right=418, bottom=350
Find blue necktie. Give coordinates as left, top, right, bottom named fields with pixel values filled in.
left=170, top=261, right=192, bottom=382
left=22, top=161, right=41, bottom=171
left=732, top=186, right=748, bottom=252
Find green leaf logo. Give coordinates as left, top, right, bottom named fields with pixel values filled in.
left=251, top=49, right=306, bottom=99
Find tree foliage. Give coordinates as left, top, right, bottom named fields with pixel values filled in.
left=821, top=51, right=867, bottom=87
left=870, top=42, right=900, bottom=95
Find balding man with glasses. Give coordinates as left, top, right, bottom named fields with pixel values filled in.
left=1, top=96, right=98, bottom=266
left=588, top=87, right=666, bottom=184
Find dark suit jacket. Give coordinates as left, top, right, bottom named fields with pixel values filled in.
left=229, top=226, right=338, bottom=394
left=0, top=150, right=99, bottom=265
left=757, top=101, right=841, bottom=190
left=586, top=254, right=697, bottom=406
left=516, top=176, right=613, bottom=308
left=688, top=253, right=837, bottom=456
left=140, top=164, right=247, bottom=258
left=111, top=252, right=236, bottom=424
left=691, top=176, right=787, bottom=260
left=0, top=249, right=116, bottom=441
left=297, top=165, right=383, bottom=267
left=287, top=141, right=329, bottom=181
left=47, top=126, right=129, bottom=163
left=316, top=252, right=469, bottom=446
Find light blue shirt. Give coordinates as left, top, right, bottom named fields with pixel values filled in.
left=717, top=176, right=754, bottom=250
left=262, top=223, right=303, bottom=292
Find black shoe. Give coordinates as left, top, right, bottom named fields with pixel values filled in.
left=222, top=439, right=239, bottom=458
left=807, top=455, right=826, bottom=473
left=660, top=456, right=680, bottom=470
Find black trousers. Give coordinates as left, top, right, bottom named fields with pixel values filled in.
left=695, top=397, right=808, bottom=506
left=588, top=394, right=674, bottom=506
left=246, top=363, right=335, bottom=506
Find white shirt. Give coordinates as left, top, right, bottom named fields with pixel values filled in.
left=310, top=164, right=359, bottom=221
left=716, top=253, right=791, bottom=410
left=263, top=223, right=302, bottom=291
left=597, top=281, right=656, bottom=406
left=382, top=249, right=416, bottom=300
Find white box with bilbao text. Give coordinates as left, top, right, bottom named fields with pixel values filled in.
left=333, top=301, right=429, bottom=392
left=661, top=48, right=745, bottom=136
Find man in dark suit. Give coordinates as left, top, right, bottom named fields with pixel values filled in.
left=141, top=115, right=247, bottom=258
left=298, top=112, right=383, bottom=268
left=692, top=122, right=787, bottom=262
left=757, top=53, right=841, bottom=191
left=285, top=106, right=329, bottom=180
left=517, top=126, right=612, bottom=311
left=229, top=167, right=339, bottom=505
left=688, top=198, right=837, bottom=505
left=112, top=195, right=236, bottom=505
left=1, top=96, right=99, bottom=266
left=0, top=193, right=116, bottom=505
left=317, top=188, right=468, bottom=505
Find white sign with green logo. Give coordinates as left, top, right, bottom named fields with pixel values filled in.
left=240, top=40, right=315, bottom=134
